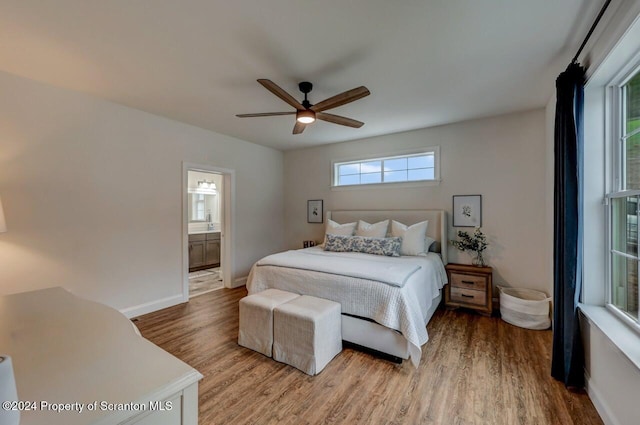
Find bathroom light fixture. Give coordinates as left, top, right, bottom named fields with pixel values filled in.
left=188, top=180, right=217, bottom=195
left=296, top=109, right=316, bottom=124
left=0, top=196, right=7, bottom=233
left=197, top=180, right=217, bottom=190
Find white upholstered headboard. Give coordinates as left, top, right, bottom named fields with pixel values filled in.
left=326, top=209, right=448, bottom=264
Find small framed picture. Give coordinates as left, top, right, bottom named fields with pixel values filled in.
left=453, top=195, right=482, bottom=227
left=307, top=200, right=323, bottom=223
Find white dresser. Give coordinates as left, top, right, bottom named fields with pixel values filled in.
left=0, top=287, right=202, bottom=425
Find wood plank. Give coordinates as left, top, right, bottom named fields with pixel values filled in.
left=133, top=288, right=603, bottom=425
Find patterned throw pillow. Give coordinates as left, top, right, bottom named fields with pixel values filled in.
left=324, top=234, right=402, bottom=257
left=323, top=233, right=353, bottom=252
left=349, top=235, right=402, bottom=256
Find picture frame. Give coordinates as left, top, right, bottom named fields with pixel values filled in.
left=307, top=199, right=323, bottom=223
left=452, top=195, right=482, bottom=227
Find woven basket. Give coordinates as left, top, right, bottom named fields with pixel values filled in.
left=499, top=287, right=551, bottom=330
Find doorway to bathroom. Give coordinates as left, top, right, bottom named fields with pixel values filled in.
left=187, top=170, right=222, bottom=296
left=183, top=163, right=234, bottom=300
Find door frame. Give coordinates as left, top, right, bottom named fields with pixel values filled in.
left=182, top=162, right=235, bottom=301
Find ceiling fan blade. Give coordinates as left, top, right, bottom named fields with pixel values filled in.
left=293, top=121, right=306, bottom=134
left=236, top=112, right=296, bottom=118
left=257, top=79, right=305, bottom=110
left=310, top=86, right=370, bottom=113
left=316, top=112, right=364, bottom=128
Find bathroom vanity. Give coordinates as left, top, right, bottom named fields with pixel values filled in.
left=188, top=232, right=220, bottom=271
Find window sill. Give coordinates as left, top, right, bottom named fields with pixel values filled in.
left=579, top=303, right=640, bottom=371
left=331, top=179, right=442, bottom=191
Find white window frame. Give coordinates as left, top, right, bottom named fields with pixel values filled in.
left=605, top=58, right=640, bottom=335
left=331, top=147, right=440, bottom=189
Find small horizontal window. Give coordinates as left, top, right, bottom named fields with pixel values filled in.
left=333, top=149, right=439, bottom=187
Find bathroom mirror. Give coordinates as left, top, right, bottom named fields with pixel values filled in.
left=188, top=193, right=217, bottom=222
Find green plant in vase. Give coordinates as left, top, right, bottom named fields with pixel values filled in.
left=450, top=227, right=488, bottom=267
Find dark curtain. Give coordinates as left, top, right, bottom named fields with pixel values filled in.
left=552, top=62, right=586, bottom=387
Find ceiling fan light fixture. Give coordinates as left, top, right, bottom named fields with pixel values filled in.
left=237, top=80, right=370, bottom=134
left=296, top=109, right=316, bottom=124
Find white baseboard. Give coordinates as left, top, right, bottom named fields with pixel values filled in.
left=120, top=294, right=185, bottom=319
left=584, top=371, right=620, bottom=425
left=231, top=276, right=247, bottom=288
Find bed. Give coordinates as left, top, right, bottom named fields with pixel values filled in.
left=246, top=210, right=448, bottom=367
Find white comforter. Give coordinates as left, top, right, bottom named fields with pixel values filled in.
left=255, top=249, right=421, bottom=287
left=246, top=247, right=448, bottom=367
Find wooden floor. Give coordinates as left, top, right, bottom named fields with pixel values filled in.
left=134, top=288, right=603, bottom=425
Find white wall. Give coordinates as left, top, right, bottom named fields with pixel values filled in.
left=581, top=315, right=640, bottom=425
left=544, top=94, right=556, bottom=304
left=0, top=70, right=284, bottom=313
left=284, top=109, right=549, bottom=296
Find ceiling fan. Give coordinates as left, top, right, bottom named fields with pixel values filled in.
left=236, top=79, right=370, bottom=134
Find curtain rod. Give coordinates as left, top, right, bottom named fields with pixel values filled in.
left=572, top=0, right=612, bottom=64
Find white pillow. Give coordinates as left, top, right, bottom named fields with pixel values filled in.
left=326, top=219, right=357, bottom=236
left=322, top=220, right=357, bottom=247
left=391, top=220, right=429, bottom=256
left=355, top=220, right=389, bottom=238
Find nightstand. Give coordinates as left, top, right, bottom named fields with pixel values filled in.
left=444, top=263, right=493, bottom=316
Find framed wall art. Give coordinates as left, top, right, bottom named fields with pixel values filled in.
left=452, top=195, right=482, bottom=227
left=307, top=199, right=323, bottom=223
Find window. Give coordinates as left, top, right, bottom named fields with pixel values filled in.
left=608, top=66, right=640, bottom=326
left=333, top=149, right=439, bottom=187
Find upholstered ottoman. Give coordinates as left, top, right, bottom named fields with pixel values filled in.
left=238, top=289, right=300, bottom=357
left=273, top=295, right=342, bottom=375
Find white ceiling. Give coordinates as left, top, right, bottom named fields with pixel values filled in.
left=0, top=1, right=597, bottom=151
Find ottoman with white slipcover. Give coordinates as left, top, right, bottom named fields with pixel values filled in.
left=273, top=295, right=342, bottom=375
left=238, top=289, right=300, bottom=357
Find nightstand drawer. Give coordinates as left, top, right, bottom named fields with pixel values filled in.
left=445, top=263, right=492, bottom=316
left=450, top=272, right=487, bottom=291
left=450, top=287, right=486, bottom=306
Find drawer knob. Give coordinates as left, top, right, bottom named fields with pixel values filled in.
left=461, top=294, right=474, bottom=298
left=462, top=280, right=475, bottom=285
